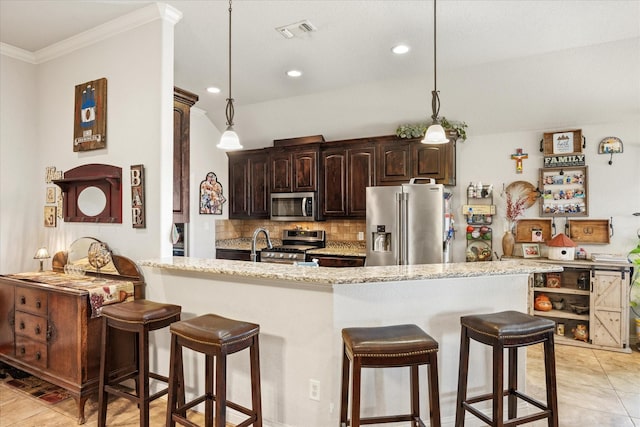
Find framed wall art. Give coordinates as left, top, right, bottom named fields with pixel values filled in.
left=199, top=172, right=226, bottom=215
left=539, top=166, right=588, bottom=217
left=44, top=206, right=57, bottom=227
left=130, top=164, right=145, bottom=228
left=46, top=187, right=56, bottom=204
left=73, top=78, right=107, bottom=152
left=522, top=243, right=540, bottom=258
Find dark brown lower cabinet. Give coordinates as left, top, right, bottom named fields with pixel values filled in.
left=215, top=249, right=254, bottom=261
left=308, top=255, right=366, bottom=267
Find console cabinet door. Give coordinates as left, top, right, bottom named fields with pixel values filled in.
left=590, top=270, right=626, bottom=348
left=0, top=280, right=14, bottom=356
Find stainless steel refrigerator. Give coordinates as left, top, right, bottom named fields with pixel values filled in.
left=366, top=181, right=453, bottom=266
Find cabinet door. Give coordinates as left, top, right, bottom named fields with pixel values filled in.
left=293, top=150, right=317, bottom=192
left=348, top=147, right=375, bottom=217
left=322, top=150, right=347, bottom=216
left=249, top=154, right=270, bottom=218
left=377, top=139, right=412, bottom=184
left=0, top=280, right=14, bottom=356
left=412, top=140, right=456, bottom=185
left=270, top=152, right=292, bottom=193
left=590, top=270, right=626, bottom=348
left=173, top=87, right=198, bottom=223
left=228, top=155, right=249, bottom=217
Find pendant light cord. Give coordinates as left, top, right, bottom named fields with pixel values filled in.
left=431, top=0, right=441, bottom=123
left=225, top=0, right=235, bottom=126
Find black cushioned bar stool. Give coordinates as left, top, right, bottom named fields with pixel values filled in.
left=455, top=310, right=558, bottom=427
left=340, top=324, right=441, bottom=427
left=98, top=299, right=182, bottom=427
left=166, top=313, right=262, bottom=427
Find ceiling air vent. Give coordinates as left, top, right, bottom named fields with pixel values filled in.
left=275, top=20, right=317, bottom=39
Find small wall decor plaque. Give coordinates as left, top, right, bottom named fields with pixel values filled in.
left=598, top=136, right=623, bottom=165
left=44, top=206, right=57, bottom=227
left=199, top=172, right=226, bottom=214
left=45, top=166, right=63, bottom=183
left=45, top=187, right=56, bottom=204
left=73, top=78, right=107, bottom=151
left=130, top=165, right=145, bottom=228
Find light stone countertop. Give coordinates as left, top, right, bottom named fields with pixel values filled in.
left=138, top=257, right=562, bottom=286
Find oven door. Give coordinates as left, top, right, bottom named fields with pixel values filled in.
left=270, top=192, right=315, bottom=221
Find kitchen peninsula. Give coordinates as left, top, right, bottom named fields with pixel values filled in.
left=137, top=258, right=560, bottom=426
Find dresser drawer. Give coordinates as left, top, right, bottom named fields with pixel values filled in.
left=15, top=336, right=47, bottom=369
left=15, top=287, right=48, bottom=316
left=15, top=311, right=48, bottom=343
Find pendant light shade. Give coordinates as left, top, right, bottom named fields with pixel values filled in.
left=217, top=0, right=243, bottom=150
left=421, top=0, right=449, bottom=145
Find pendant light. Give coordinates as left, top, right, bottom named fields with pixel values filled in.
left=422, top=0, right=449, bottom=145
left=217, top=0, right=243, bottom=150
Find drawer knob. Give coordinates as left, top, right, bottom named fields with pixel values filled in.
left=35, top=325, right=41, bottom=335
left=36, top=300, right=41, bottom=309
left=20, top=296, right=26, bottom=305
left=20, top=346, right=25, bottom=355
left=36, top=352, right=41, bottom=360
left=19, top=321, right=25, bottom=330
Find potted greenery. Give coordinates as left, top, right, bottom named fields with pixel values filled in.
left=396, top=117, right=468, bottom=141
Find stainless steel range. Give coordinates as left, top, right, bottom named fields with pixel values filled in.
left=260, top=229, right=326, bottom=264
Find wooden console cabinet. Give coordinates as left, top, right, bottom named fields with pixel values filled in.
left=529, top=258, right=631, bottom=353
left=0, top=253, right=144, bottom=424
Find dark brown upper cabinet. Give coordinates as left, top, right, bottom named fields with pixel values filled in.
left=173, top=87, right=198, bottom=223
left=320, top=140, right=374, bottom=218
left=228, top=149, right=270, bottom=219
left=270, top=147, right=319, bottom=193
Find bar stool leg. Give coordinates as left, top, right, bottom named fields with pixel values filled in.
left=508, top=347, right=518, bottom=420
left=205, top=354, right=214, bottom=426
left=250, top=336, right=263, bottom=427
left=455, top=326, right=470, bottom=427
left=138, top=324, right=150, bottom=427
left=410, top=365, right=419, bottom=426
left=215, top=353, right=227, bottom=427
left=339, top=346, right=350, bottom=426
left=427, top=353, right=441, bottom=427
left=166, top=334, right=183, bottom=427
left=544, top=332, right=559, bottom=427
left=492, top=343, right=504, bottom=426
left=350, top=357, right=362, bottom=427
left=98, top=319, right=110, bottom=427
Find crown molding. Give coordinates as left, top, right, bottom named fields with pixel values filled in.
left=4, top=2, right=183, bottom=64
left=0, top=42, right=37, bottom=64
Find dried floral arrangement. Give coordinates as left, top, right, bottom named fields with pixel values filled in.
left=504, top=180, right=538, bottom=230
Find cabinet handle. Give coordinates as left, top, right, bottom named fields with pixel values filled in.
left=20, top=347, right=25, bottom=355
left=19, top=296, right=26, bottom=305
left=36, top=352, right=41, bottom=361
left=47, top=325, right=53, bottom=341
left=36, top=300, right=41, bottom=309
left=35, top=325, right=41, bottom=335
left=19, top=321, right=25, bottom=330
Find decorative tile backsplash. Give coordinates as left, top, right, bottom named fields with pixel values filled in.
left=215, top=219, right=366, bottom=242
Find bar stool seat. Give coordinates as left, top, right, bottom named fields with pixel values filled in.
left=455, top=310, right=558, bottom=427
left=340, top=324, right=441, bottom=427
left=98, top=299, right=182, bottom=427
left=166, top=313, right=262, bottom=427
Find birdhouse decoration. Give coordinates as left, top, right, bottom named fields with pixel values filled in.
left=547, top=233, right=577, bottom=261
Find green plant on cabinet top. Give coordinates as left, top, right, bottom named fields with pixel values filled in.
left=396, top=117, right=468, bottom=141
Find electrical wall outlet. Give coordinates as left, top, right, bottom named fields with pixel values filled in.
left=357, top=231, right=364, bottom=241
left=309, top=379, right=320, bottom=401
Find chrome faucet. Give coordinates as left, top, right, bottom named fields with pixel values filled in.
left=251, top=227, right=273, bottom=263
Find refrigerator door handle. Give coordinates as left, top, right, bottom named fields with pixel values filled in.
left=398, top=192, right=409, bottom=265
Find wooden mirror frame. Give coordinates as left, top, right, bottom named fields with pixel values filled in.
left=53, top=163, right=122, bottom=223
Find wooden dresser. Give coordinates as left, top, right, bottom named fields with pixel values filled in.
left=0, top=250, right=144, bottom=424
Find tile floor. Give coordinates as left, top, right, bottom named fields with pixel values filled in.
left=0, top=344, right=638, bottom=426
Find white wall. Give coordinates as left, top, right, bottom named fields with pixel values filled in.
left=0, top=55, right=39, bottom=273
left=0, top=4, right=178, bottom=273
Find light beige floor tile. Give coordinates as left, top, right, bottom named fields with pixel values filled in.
left=0, top=391, right=49, bottom=427
left=618, top=390, right=640, bottom=419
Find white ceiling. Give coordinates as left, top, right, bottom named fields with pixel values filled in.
left=1, top=0, right=639, bottom=145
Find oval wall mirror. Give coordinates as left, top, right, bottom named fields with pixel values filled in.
left=78, top=186, right=107, bottom=216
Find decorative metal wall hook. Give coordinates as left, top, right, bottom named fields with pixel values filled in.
left=598, top=136, right=623, bottom=165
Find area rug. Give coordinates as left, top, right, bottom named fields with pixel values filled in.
left=4, top=374, right=71, bottom=405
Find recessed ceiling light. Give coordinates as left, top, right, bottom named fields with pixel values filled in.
left=206, top=86, right=221, bottom=94
left=392, top=44, right=410, bottom=55
left=286, top=70, right=303, bottom=78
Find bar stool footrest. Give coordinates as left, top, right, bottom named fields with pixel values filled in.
left=462, top=390, right=552, bottom=426
left=356, top=414, right=425, bottom=426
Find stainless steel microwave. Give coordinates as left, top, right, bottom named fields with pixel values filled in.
left=270, top=192, right=315, bottom=221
